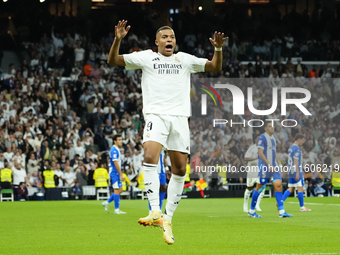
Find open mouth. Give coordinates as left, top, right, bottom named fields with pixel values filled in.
left=165, top=45, right=173, bottom=52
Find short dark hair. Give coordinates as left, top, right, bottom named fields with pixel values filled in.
left=265, top=121, right=273, bottom=128
left=156, top=26, right=173, bottom=37
left=294, top=133, right=305, bottom=141
left=113, top=134, right=122, bottom=142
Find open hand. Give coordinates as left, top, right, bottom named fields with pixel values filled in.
left=209, top=31, right=228, bottom=48
left=115, top=20, right=131, bottom=40
left=268, top=164, right=275, bottom=172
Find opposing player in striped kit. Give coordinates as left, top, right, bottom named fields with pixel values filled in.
left=282, top=133, right=311, bottom=212
left=243, top=134, right=265, bottom=212
left=248, top=122, right=293, bottom=218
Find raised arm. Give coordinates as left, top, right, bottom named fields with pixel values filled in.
left=51, top=27, right=58, bottom=44
left=205, top=31, right=228, bottom=73
left=107, top=20, right=130, bottom=66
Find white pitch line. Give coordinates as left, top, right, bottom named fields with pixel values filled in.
left=261, top=253, right=339, bottom=255
left=287, top=202, right=340, bottom=206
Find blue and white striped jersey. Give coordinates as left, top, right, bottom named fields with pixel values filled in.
left=109, top=145, right=122, bottom=176
left=288, top=144, right=302, bottom=175
left=258, top=132, right=277, bottom=167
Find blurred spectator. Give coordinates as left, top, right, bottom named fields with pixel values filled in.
left=27, top=153, right=41, bottom=175
left=12, top=162, right=27, bottom=187
left=284, top=33, right=294, bottom=58
left=74, top=42, right=85, bottom=66
left=86, top=139, right=99, bottom=154
left=272, top=36, right=282, bottom=61
left=51, top=28, right=64, bottom=50
left=16, top=182, right=29, bottom=201
left=64, top=166, right=76, bottom=187
left=69, top=181, right=82, bottom=200
left=76, top=165, right=88, bottom=187
left=54, top=163, right=65, bottom=187
left=29, top=171, right=41, bottom=187
left=184, top=32, right=196, bottom=53
left=74, top=140, right=85, bottom=158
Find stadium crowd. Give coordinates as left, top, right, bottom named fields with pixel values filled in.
left=1, top=7, right=340, bottom=199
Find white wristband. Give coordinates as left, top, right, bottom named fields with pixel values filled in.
left=215, top=47, right=222, bottom=51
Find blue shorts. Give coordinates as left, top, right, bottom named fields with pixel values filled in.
left=110, top=175, right=122, bottom=189
left=159, top=172, right=166, bottom=185
left=258, top=165, right=282, bottom=184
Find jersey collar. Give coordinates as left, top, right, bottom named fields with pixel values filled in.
left=157, top=52, right=175, bottom=61
left=264, top=132, right=273, bottom=138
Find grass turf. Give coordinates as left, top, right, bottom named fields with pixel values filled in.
left=0, top=197, right=339, bottom=255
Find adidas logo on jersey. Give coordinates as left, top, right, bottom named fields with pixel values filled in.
left=152, top=57, right=160, bottom=61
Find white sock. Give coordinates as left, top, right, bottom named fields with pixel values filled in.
left=249, top=209, right=255, bottom=214
left=164, top=174, right=186, bottom=220
left=256, top=190, right=265, bottom=208
left=244, top=189, right=252, bottom=205
left=279, top=209, right=285, bottom=214
left=143, top=163, right=160, bottom=212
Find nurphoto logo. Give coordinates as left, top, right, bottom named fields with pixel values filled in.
left=198, top=80, right=312, bottom=128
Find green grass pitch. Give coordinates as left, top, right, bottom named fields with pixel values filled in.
left=1, top=197, right=339, bottom=255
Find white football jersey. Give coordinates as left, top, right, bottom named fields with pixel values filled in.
left=245, top=143, right=259, bottom=178
left=123, top=50, right=207, bottom=117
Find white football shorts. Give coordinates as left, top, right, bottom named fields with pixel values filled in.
left=288, top=178, right=304, bottom=188
left=246, top=178, right=259, bottom=187
left=143, top=113, right=190, bottom=154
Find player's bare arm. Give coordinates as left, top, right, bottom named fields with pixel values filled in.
left=294, top=158, right=300, bottom=180
left=258, top=148, right=273, bottom=171
left=245, top=157, right=257, bottom=161
left=276, top=154, right=281, bottom=171
left=107, top=20, right=130, bottom=66
left=205, top=31, right=228, bottom=72
left=114, top=160, right=124, bottom=180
